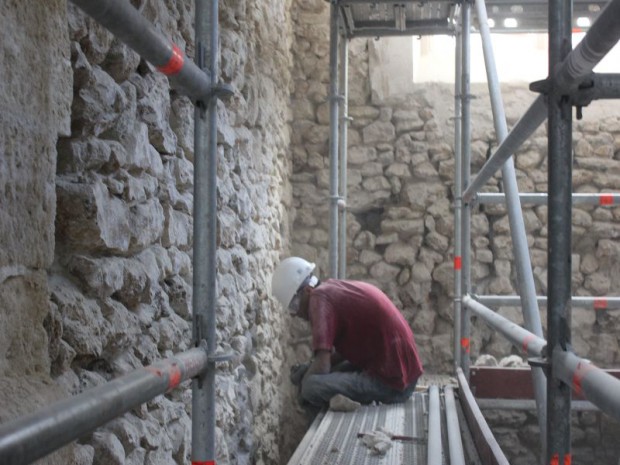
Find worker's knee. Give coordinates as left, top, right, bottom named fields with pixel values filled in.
left=300, top=375, right=328, bottom=406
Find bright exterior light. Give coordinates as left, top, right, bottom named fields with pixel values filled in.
left=487, top=18, right=496, bottom=28
left=576, top=17, right=591, bottom=28
left=503, top=17, right=518, bottom=28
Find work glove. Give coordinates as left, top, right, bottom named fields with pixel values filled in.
left=289, top=362, right=311, bottom=386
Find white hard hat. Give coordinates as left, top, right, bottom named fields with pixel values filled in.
left=271, top=257, right=316, bottom=308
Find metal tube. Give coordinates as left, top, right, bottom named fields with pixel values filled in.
left=338, top=33, right=349, bottom=279
left=349, top=26, right=455, bottom=38
left=554, top=0, right=620, bottom=93
left=69, top=0, right=211, bottom=103
left=476, top=295, right=620, bottom=309
left=328, top=3, right=340, bottom=278
left=192, top=0, right=218, bottom=462
left=444, top=386, right=466, bottom=465
left=453, top=14, right=463, bottom=371
left=0, top=348, right=208, bottom=465
left=463, top=295, right=547, bottom=357
left=553, top=350, right=620, bottom=423
left=547, top=0, right=573, bottom=460
left=427, top=385, right=442, bottom=465
left=475, top=0, right=547, bottom=454
left=462, top=95, right=547, bottom=204
left=460, top=1, right=472, bottom=379
left=476, top=192, right=620, bottom=205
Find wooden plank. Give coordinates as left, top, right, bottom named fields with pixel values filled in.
left=456, top=368, right=510, bottom=465
left=470, top=366, right=620, bottom=400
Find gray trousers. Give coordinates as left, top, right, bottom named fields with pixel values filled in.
left=300, top=371, right=417, bottom=407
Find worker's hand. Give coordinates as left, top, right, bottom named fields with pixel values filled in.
left=289, top=362, right=310, bottom=386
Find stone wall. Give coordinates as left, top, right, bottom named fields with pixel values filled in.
left=0, top=1, right=74, bottom=464
left=1, top=1, right=294, bottom=464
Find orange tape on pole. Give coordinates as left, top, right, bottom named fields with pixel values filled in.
left=454, top=256, right=462, bottom=270
left=157, top=44, right=184, bottom=75
left=460, top=337, right=470, bottom=353
left=550, top=453, right=559, bottom=465
left=599, top=194, right=614, bottom=206
left=564, top=454, right=572, bottom=465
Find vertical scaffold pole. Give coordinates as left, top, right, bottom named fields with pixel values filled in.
left=338, top=29, right=349, bottom=279
left=460, top=0, right=472, bottom=379
left=474, top=0, right=547, bottom=457
left=547, top=0, right=573, bottom=461
left=192, top=0, right=218, bottom=462
left=328, top=1, right=340, bottom=278
left=453, top=14, right=463, bottom=371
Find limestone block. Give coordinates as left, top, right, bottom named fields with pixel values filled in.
left=385, top=163, right=410, bottom=177
left=163, top=206, right=193, bottom=250
left=403, top=182, right=447, bottom=212
left=425, top=231, right=449, bottom=253
left=385, top=242, right=417, bottom=266
left=349, top=145, right=377, bottom=165
left=135, top=73, right=178, bottom=154
left=432, top=262, right=453, bottom=294
left=584, top=272, right=611, bottom=295
left=50, top=277, right=111, bottom=358
left=380, top=219, right=424, bottom=238
left=362, top=175, right=390, bottom=191
left=170, top=97, right=195, bottom=160
left=487, top=276, right=512, bottom=294
left=412, top=161, right=439, bottom=179
left=369, top=261, right=400, bottom=283
left=362, top=120, right=396, bottom=145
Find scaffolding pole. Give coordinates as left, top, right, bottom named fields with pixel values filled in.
left=328, top=2, right=341, bottom=278
left=453, top=14, right=463, bottom=371
left=475, top=295, right=620, bottom=309
left=464, top=0, right=620, bottom=204
left=445, top=386, right=466, bottom=465
left=546, top=0, right=573, bottom=460
left=476, top=192, right=620, bottom=205
left=338, top=30, right=349, bottom=279
left=69, top=0, right=212, bottom=104
left=460, top=0, right=472, bottom=379
left=463, top=296, right=547, bottom=358
left=427, top=385, right=443, bottom=465
left=474, top=0, right=547, bottom=455
left=0, top=349, right=208, bottom=465
left=192, top=0, right=219, bottom=462
left=554, top=351, right=620, bottom=423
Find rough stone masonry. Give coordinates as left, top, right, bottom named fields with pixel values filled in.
left=1, top=0, right=620, bottom=465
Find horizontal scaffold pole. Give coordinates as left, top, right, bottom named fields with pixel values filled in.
left=553, top=349, right=620, bottom=423
left=476, top=192, right=620, bottom=206
left=462, top=295, right=547, bottom=357
left=0, top=348, right=208, bottom=465
left=475, top=295, right=620, bottom=310
left=69, top=0, right=212, bottom=104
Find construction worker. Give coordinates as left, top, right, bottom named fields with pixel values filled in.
left=271, top=257, right=423, bottom=407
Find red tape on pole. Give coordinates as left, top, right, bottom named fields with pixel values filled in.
left=564, top=454, right=572, bottom=465
left=192, top=461, right=215, bottom=465
left=599, top=194, right=613, bottom=206
left=572, top=360, right=595, bottom=397
left=454, top=256, right=462, bottom=270
left=460, top=337, right=470, bottom=353
left=593, top=298, right=608, bottom=310
left=168, top=363, right=182, bottom=390
left=550, top=453, right=559, bottom=465
left=157, top=44, right=184, bottom=75
left=522, top=334, right=535, bottom=354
